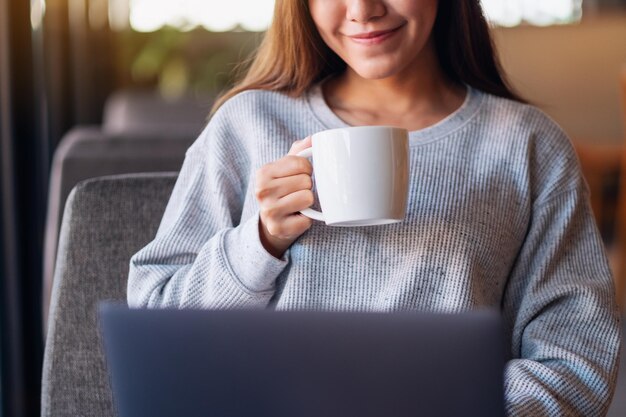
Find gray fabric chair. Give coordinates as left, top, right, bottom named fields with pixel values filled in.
left=43, top=127, right=195, bottom=330
left=102, top=89, right=212, bottom=135
left=41, top=173, right=178, bottom=417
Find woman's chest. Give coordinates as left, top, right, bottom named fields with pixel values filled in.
left=271, top=175, right=530, bottom=312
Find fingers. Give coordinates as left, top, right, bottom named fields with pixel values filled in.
left=255, top=136, right=316, bottom=244
left=259, top=189, right=315, bottom=239
left=257, top=155, right=312, bottom=183
left=259, top=189, right=315, bottom=220
left=277, top=189, right=315, bottom=213
left=257, top=137, right=312, bottom=181
left=255, top=174, right=312, bottom=201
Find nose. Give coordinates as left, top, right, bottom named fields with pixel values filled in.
left=346, top=0, right=386, bottom=23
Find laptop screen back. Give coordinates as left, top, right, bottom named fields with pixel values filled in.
left=99, top=304, right=505, bottom=417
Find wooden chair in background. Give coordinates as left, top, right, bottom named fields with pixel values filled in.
left=574, top=67, right=626, bottom=310
left=575, top=143, right=621, bottom=239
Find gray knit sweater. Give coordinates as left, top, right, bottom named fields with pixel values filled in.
left=128, top=83, right=621, bottom=416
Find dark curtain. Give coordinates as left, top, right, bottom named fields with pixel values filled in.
left=1, top=0, right=49, bottom=415
left=1, top=0, right=115, bottom=414
left=46, top=0, right=114, bottom=146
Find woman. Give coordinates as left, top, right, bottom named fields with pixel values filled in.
left=128, top=1, right=621, bottom=415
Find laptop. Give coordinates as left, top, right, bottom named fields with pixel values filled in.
left=99, top=303, right=505, bottom=417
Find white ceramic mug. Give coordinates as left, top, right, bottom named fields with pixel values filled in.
left=297, top=126, right=410, bottom=226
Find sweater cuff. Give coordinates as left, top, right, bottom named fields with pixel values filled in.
left=222, top=212, right=289, bottom=293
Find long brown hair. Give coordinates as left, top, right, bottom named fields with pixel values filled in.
left=211, top=0, right=524, bottom=114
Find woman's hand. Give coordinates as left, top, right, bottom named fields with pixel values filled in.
left=255, top=137, right=314, bottom=259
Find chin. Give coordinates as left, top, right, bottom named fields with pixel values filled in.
left=352, top=64, right=397, bottom=80
left=348, top=57, right=405, bottom=80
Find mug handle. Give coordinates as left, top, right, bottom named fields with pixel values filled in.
left=296, top=148, right=325, bottom=222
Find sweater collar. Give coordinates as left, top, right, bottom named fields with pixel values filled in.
left=306, top=79, right=484, bottom=146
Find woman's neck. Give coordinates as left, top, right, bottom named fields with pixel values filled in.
left=323, top=48, right=466, bottom=131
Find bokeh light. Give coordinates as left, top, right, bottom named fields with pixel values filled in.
left=481, top=0, right=582, bottom=27
left=127, top=0, right=581, bottom=33
left=129, top=0, right=275, bottom=32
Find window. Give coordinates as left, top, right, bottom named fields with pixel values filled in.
left=124, top=0, right=584, bottom=33
left=480, top=0, right=583, bottom=26
left=127, top=0, right=275, bottom=32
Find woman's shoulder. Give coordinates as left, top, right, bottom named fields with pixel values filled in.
left=212, top=88, right=306, bottom=122
left=477, top=89, right=573, bottom=152
left=190, top=88, right=309, bottom=156
left=476, top=89, right=584, bottom=202
left=479, top=90, right=559, bottom=130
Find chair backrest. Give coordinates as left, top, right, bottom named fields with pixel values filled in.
left=43, top=127, right=194, bottom=330
left=41, top=173, right=178, bottom=417
left=102, top=89, right=212, bottom=135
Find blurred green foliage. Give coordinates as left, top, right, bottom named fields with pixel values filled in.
left=113, top=27, right=262, bottom=98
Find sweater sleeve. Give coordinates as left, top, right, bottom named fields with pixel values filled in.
left=502, top=185, right=621, bottom=416
left=127, top=112, right=289, bottom=309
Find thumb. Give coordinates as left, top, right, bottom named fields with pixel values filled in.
left=288, top=136, right=312, bottom=156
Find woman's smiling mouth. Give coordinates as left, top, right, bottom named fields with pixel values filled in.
left=347, top=23, right=406, bottom=45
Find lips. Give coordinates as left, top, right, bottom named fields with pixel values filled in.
left=348, top=24, right=404, bottom=45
